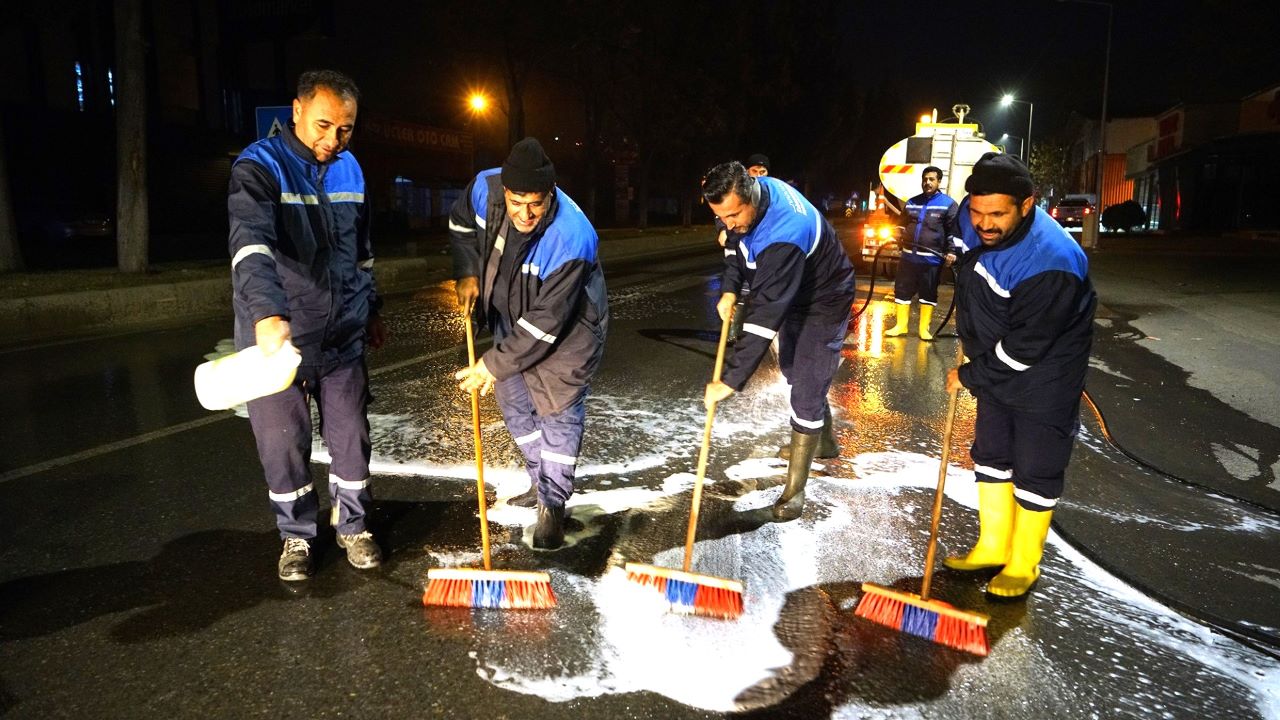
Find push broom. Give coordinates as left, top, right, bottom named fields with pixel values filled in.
left=625, top=311, right=744, bottom=620
left=854, top=342, right=989, bottom=655
left=422, top=310, right=556, bottom=610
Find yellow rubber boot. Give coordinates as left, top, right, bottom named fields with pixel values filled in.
left=885, top=303, right=910, bottom=336
left=944, top=482, right=1014, bottom=571
left=987, top=505, right=1054, bottom=598
left=918, top=304, right=935, bottom=341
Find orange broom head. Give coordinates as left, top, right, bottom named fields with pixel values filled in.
left=423, top=568, right=556, bottom=610
left=854, top=582, right=989, bottom=656
left=625, top=562, right=745, bottom=620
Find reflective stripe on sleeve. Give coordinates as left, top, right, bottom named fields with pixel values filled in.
left=448, top=219, right=475, bottom=234
left=995, top=340, right=1031, bottom=371
left=742, top=323, right=778, bottom=340
left=232, top=244, right=274, bottom=268
left=358, top=258, right=374, bottom=270
left=517, top=317, right=558, bottom=344
left=327, top=192, right=365, bottom=203
left=280, top=193, right=319, bottom=205
left=269, top=482, right=314, bottom=503
left=474, top=213, right=487, bottom=229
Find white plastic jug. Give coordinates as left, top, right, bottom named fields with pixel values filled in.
left=194, top=342, right=301, bottom=411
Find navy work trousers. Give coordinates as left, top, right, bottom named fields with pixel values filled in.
left=495, top=372, right=586, bottom=509
left=776, top=295, right=854, bottom=434
left=893, top=259, right=943, bottom=306
left=970, top=395, right=1081, bottom=511
left=247, top=357, right=373, bottom=540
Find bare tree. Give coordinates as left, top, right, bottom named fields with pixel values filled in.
left=0, top=121, right=21, bottom=272
left=115, top=0, right=148, bottom=273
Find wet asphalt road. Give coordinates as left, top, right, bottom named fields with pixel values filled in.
left=1, top=244, right=1278, bottom=719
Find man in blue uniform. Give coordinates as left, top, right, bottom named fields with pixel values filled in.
left=718, top=153, right=770, bottom=344
left=228, top=70, right=384, bottom=581
left=451, top=138, right=609, bottom=550
left=942, top=153, right=1096, bottom=598
left=885, top=166, right=959, bottom=341
left=702, top=161, right=856, bottom=521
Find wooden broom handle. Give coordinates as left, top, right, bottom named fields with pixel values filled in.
left=683, top=309, right=733, bottom=572
left=921, top=341, right=967, bottom=601
left=464, top=311, right=492, bottom=571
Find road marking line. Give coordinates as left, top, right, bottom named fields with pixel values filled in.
left=1, top=265, right=716, bottom=483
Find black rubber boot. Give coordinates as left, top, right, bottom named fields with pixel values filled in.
left=506, top=484, right=539, bottom=508
left=533, top=503, right=566, bottom=549
left=777, top=406, right=839, bottom=460
left=773, top=430, right=820, bottom=521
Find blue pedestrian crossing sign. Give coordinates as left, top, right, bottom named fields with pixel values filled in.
left=255, top=106, right=292, bottom=140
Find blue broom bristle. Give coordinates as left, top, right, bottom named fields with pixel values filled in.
left=665, top=578, right=699, bottom=611
left=901, top=603, right=940, bottom=641
left=473, top=579, right=507, bottom=609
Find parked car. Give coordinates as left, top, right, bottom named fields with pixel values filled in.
left=17, top=202, right=116, bottom=268
left=1050, top=197, right=1094, bottom=228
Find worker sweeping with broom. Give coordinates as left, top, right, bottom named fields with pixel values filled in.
left=449, top=137, right=608, bottom=552
left=700, top=161, right=856, bottom=521
left=942, top=152, right=1096, bottom=599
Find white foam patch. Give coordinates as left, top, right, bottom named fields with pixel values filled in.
left=468, top=450, right=1280, bottom=716
left=1089, top=356, right=1135, bottom=381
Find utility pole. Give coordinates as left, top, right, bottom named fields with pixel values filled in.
left=0, top=120, right=21, bottom=272
left=115, top=0, right=149, bottom=273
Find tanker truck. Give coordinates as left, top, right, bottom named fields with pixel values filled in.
left=854, top=104, right=1001, bottom=276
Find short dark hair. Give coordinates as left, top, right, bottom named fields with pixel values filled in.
left=922, top=166, right=943, bottom=181
left=702, top=161, right=755, bottom=205
left=297, top=69, right=361, bottom=103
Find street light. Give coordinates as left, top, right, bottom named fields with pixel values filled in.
left=1059, top=0, right=1113, bottom=247
left=1000, top=133, right=1026, bottom=161
left=467, top=92, right=490, bottom=114
left=999, top=93, right=1034, bottom=162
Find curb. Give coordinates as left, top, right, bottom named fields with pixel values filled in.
left=0, top=234, right=713, bottom=348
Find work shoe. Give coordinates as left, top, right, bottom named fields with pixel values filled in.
left=533, top=503, right=566, bottom=549
left=885, top=303, right=910, bottom=337
left=773, top=430, right=819, bottom=521
left=506, top=484, right=539, bottom=508
left=778, top=406, right=839, bottom=460
left=987, top=506, right=1054, bottom=599
left=918, top=304, right=935, bottom=341
left=278, top=537, right=313, bottom=581
left=944, top=481, right=1015, bottom=571
left=336, top=531, right=382, bottom=570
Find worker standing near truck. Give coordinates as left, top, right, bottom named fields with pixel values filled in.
left=885, top=165, right=959, bottom=341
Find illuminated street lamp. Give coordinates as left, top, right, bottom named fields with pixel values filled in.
left=1000, top=133, right=1026, bottom=161
left=999, top=93, right=1034, bottom=162
left=467, top=92, right=490, bottom=114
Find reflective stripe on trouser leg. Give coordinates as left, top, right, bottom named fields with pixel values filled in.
left=496, top=373, right=544, bottom=491
left=776, top=296, right=853, bottom=434
left=315, top=358, right=374, bottom=535
left=536, top=395, right=586, bottom=507
left=247, top=365, right=318, bottom=540
left=496, top=373, right=544, bottom=493
left=1009, top=398, right=1081, bottom=511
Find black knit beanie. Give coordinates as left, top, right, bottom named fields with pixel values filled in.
left=745, top=153, right=770, bottom=171
left=501, top=137, right=556, bottom=193
left=965, top=152, right=1034, bottom=199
